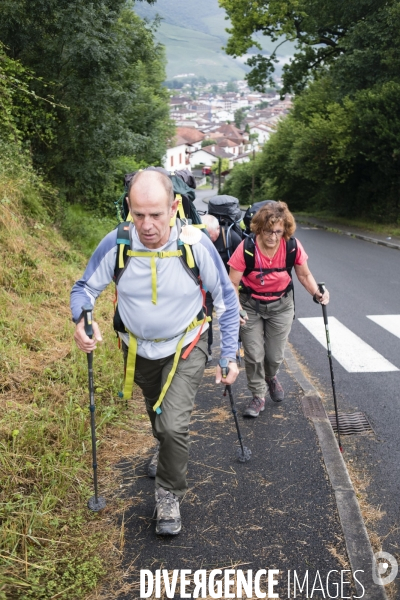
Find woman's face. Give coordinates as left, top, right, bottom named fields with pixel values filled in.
left=260, top=219, right=285, bottom=248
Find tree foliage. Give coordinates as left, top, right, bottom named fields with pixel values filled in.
left=234, top=108, right=246, bottom=129
left=220, top=0, right=400, bottom=222
left=201, top=139, right=217, bottom=147
left=225, top=81, right=238, bottom=92
left=211, top=158, right=230, bottom=175
left=0, top=0, right=172, bottom=209
left=0, top=43, right=58, bottom=148
left=220, top=0, right=391, bottom=94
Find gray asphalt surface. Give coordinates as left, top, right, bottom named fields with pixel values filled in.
left=193, top=189, right=215, bottom=213
left=289, top=225, right=400, bottom=561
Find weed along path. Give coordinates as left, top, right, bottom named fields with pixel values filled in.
left=115, top=331, right=352, bottom=599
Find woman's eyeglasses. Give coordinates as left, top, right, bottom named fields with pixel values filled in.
left=263, top=229, right=284, bottom=238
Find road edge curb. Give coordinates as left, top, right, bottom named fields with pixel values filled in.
left=284, top=344, right=388, bottom=600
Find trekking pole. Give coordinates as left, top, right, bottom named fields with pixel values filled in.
left=219, top=359, right=251, bottom=463
left=82, top=305, right=107, bottom=511
left=237, top=337, right=242, bottom=366
left=314, top=284, right=343, bottom=452
left=237, top=311, right=247, bottom=367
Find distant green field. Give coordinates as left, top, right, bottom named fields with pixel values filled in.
left=134, top=0, right=296, bottom=81
left=156, top=23, right=248, bottom=81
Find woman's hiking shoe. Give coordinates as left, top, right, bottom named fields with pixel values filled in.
left=148, top=446, right=159, bottom=478
left=154, top=488, right=181, bottom=535
left=266, top=376, right=284, bottom=402
left=243, top=396, right=265, bottom=417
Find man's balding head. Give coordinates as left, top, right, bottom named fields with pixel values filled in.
left=126, top=170, right=179, bottom=249
left=201, top=214, right=220, bottom=242
left=128, top=170, right=174, bottom=208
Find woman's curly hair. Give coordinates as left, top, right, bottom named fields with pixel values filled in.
left=250, top=201, right=296, bottom=240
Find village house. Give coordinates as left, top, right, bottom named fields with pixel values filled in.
left=163, top=127, right=205, bottom=171
left=189, top=145, right=234, bottom=170
left=249, top=124, right=274, bottom=145
left=164, top=136, right=191, bottom=171
left=164, top=84, right=292, bottom=174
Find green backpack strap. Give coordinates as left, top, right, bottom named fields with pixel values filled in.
left=114, top=222, right=131, bottom=283
left=114, top=220, right=203, bottom=286
left=177, top=239, right=200, bottom=285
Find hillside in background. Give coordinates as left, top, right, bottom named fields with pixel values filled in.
left=134, top=0, right=296, bottom=81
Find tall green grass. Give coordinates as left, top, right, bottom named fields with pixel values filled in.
left=58, top=204, right=117, bottom=257
left=0, top=160, right=138, bottom=598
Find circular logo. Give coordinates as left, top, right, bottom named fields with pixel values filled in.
left=372, top=551, right=398, bottom=586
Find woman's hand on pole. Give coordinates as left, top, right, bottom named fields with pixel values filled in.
left=313, top=288, right=330, bottom=305
left=74, top=319, right=103, bottom=353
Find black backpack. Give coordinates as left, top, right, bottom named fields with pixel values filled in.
left=241, top=233, right=298, bottom=315
left=243, top=200, right=277, bottom=235
left=207, top=194, right=244, bottom=256
left=116, top=167, right=204, bottom=226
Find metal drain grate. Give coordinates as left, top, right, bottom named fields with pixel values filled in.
left=328, top=412, right=373, bottom=435
left=301, top=395, right=327, bottom=419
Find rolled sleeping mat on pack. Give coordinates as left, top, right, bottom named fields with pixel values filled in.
left=173, top=169, right=197, bottom=189
left=208, top=194, right=243, bottom=224
left=243, top=199, right=277, bottom=234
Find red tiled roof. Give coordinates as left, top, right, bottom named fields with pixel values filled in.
left=218, top=138, right=240, bottom=148
left=176, top=127, right=205, bottom=144
left=197, top=146, right=233, bottom=159
left=215, top=123, right=243, bottom=137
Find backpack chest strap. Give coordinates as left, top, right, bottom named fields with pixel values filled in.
left=127, top=249, right=182, bottom=304
left=255, top=266, right=291, bottom=278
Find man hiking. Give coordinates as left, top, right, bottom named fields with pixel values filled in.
left=201, top=213, right=242, bottom=361
left=71, top=170, right=239, bottom=535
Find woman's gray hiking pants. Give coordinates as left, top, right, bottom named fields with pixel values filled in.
left=239, top=290, right=294, bottom=398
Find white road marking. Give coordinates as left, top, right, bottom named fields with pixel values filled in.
left=298, top=316, right=399, bottom=373
left=367, top=315, right=400, bottom=340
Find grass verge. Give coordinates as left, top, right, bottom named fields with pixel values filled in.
left=294, top=210, right=400, bottom=238
left=0, top=176, right=153, bottom=598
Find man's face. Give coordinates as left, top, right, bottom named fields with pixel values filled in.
left=128, top=182, right=179, bottom=249
left=209, top=224, right=220, bottom=243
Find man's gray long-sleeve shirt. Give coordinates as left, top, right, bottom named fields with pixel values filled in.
left=70, top=224, right=239, bottom=361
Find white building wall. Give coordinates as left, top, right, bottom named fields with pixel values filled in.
left=163, top=144, right=188, bottom=171
left=250, top=126, right=271, bottom=145
left=189, top=149, right=217, bottom=168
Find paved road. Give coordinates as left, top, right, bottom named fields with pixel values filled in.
left=289, top=225, right=400, bottom=556
left=193, top=189, right=215, bottom=213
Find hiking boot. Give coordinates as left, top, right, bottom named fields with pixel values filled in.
left=148, top=446, right=159, bottom=478
left=243, top=396, right=265, bottom=417
left=154, top=487, right=181, bottom=535
left=266, top=376, right=284, bottom=402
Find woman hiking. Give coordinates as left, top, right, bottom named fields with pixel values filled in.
left=228, top=201, right=329, bottom=417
